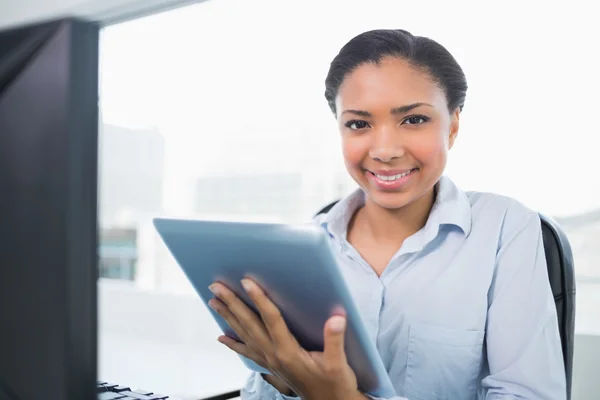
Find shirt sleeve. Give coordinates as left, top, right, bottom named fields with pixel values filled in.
left=482, top=211, right=567, bottom=399
left=240, top=372, right=410, bottom=400
left=365, top=394, right=408, bottom=400
left=240, top=372, right=299, bottom=400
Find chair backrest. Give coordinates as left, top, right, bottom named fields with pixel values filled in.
left=539, top=214, right=576, bottom=399
left=315, top=202, right=576, bottom=399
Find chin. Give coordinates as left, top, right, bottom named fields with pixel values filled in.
left=364, top=189, right=413, bottom=210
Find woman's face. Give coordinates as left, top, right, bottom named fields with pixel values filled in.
left=335, top=57, right=459, bottom=210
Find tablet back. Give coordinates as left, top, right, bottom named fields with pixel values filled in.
left=153, top=218, right=395, bottom=398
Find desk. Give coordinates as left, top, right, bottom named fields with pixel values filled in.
left=99, top=332, right=247, bottom=399
left=99, top=280, right=249, bottom=399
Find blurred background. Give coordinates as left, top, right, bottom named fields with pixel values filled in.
left=96, top=0, right=600, bottom=398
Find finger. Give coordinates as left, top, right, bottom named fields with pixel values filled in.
left=241, top=278, right=299, bottom=347
left=323, top=315, right=348, bottom=373
left=209, top=298, right=252, bottom=344
left=219, top=335, right=298, bottom=395
left=209, top=283, right=271, bottom=348
left=217, top=335, right=262, bottom=361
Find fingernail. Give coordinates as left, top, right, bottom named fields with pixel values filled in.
left=330, top=316, right=346, bottom=333
left=208, top=284, right=219, bottom=295
left=208, top=299, right=219, bottom=310
left=241, top=279, right=253, bottom=292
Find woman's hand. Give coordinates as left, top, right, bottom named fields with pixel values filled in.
left=208, top=279, right=367, bottom=400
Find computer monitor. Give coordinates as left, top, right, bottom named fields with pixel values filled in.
left=0, top=18, right=99, bottom=400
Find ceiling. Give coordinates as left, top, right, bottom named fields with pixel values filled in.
left=0, top=0, right=206, bottom=30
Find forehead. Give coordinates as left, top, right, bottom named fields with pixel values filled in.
left=336, top=57, right=447, bottom=114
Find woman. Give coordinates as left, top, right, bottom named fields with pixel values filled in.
left=207, top=29, right=566, bottom=399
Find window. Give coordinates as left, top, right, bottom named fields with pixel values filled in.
left=98, top=0, right=599, bottom=398
left=99, top=228, right=137, bottom=281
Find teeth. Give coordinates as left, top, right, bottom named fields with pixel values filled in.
left=375, top=169, right=414, bottom=181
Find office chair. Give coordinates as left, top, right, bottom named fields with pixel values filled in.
left=539, top=213, right=576, bottom=399
left=315, top=202, right=576, bottom=399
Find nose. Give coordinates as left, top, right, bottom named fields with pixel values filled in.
left=368, top=127, right=405, bottom=163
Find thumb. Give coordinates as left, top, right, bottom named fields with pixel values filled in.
left=323, top=315, right=348, bottom=370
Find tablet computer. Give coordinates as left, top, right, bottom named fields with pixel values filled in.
left=153, top=217, right=396, bottom=398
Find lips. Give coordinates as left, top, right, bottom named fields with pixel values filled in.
left=365, top=168, right=418, bottom=190
left=371, top=169, right=417, bottom=181
left=367, top=168, right=418, bottom=179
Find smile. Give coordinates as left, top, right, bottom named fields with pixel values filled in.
left=365, top=168, right=418, bottom=190
left=372, top=169, right=417, bottom=181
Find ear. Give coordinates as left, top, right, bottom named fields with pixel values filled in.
left=448, top=109, right=460, bottom=150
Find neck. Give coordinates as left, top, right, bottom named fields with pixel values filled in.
left=355, top=187, right=436, bottom=244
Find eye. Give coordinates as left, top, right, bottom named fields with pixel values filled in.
left=344, top=120, right=371, bottom=130
left=402, top=115, right=430, bottom=125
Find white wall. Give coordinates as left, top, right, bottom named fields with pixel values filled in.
left=572, top=334, right=600, bottom=400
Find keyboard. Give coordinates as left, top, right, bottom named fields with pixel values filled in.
left=97, top=382, right=178, bottom=400
left=97, top=381, right=241, bottom=400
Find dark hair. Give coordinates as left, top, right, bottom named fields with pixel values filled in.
left=324, top=29, right=467, bottom=116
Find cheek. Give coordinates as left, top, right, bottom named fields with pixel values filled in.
left=409, top=133, right=449, bottom=166
left=341, top=137, right=367, bottom=167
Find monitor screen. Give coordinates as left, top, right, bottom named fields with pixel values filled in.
left=0, top=18, right=99, bottom=400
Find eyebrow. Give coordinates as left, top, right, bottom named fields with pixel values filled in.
left=341, top=102, right=434, bottom=118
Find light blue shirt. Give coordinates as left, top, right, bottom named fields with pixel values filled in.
left=241, top=176, right=566, bottom=400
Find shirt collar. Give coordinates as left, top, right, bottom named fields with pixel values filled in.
left=428, top=175, right=472, bottom=236
left=320, top=175, right=472, bottom=242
